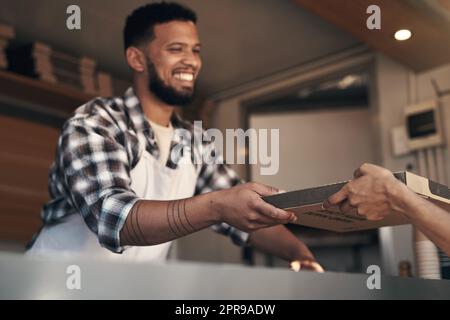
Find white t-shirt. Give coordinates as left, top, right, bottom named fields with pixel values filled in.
left=148, top=119, right=174, bottom=165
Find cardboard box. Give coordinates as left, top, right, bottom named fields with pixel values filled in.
left=263, top=172, right=450, bottom=232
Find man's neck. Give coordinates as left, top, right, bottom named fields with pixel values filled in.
left=133, top=81, right=174, bottom=127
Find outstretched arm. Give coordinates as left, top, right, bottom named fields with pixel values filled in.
left=390, top=184, right=450, bottom=256
left=324, top=163, right=450, bottom=256
left=120, top=182, right=297, bottom=246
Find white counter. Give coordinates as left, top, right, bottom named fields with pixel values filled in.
left=1, top=252, right=449, bottom=299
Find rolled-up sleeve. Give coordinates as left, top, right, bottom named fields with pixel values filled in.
left=60, top=114, right=139, bottom=253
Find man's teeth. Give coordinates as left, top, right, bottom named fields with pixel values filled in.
left=174, top=73, right=194, bottom=81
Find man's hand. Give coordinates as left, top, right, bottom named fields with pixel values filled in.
left=247, top=224, right=324, bottom=273
left=323, top=163, right=410, bottom=220
left=211, top=182, right=297, bottom=232
left=289, top=241, right=325, bottom=273
left=290, top=260, right=325, bottom=273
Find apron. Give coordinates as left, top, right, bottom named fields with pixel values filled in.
left=27, top=135, right=198, bottom=262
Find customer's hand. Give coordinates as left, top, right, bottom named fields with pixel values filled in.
left=323, top=163, right=409, bottom=220
left=211, top=182, right=297, bottom=232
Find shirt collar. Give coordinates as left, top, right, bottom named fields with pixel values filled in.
left=123, top=86, right=190, bottom=132
left=122, top=87, right=194, bottom=167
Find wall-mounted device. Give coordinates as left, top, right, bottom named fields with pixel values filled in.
left=405, top=100, right=444, bottom=151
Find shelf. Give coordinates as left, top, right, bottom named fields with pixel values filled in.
left=0, top=69, right=94, bottom=116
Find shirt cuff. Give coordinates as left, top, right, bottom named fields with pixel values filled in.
left=98, top=193, right=140, bottom=253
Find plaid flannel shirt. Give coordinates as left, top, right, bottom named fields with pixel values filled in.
left=36, top=87, right=249, bottom=253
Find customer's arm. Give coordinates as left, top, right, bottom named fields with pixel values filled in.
left=390, top=184, right=450, bottom=256
left=324, top=163, right=450, bottom=256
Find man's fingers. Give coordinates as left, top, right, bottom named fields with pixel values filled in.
left=366, top=213, right=384, bottom=221
left=290, top=260, right=325, bottom=273
left=323, top=186, right=348, bottom=209
left=252, top=212, right=293, bottom=227
left=307, top=261, right=325, bottom=273
left=249, top=182, right=279, bottom=197
left=253, top=198, right=294, bottom=221
left=286, top=211, right=298, bottom=223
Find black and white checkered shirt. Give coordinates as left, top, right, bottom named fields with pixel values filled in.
left=35, top=87, right=248, bottom=253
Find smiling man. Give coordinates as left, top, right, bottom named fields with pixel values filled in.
left=27, top=2, right=322, bottom=272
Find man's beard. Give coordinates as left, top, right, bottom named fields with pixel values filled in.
left=147, top=58, right=195, bottom=107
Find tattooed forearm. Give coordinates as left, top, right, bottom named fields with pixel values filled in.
left=121, top=201, right=147, bottom=245
left=120, top=197, right=211, bottom=247
left=167, top=199, right=195, bottom=238
left=173, top=199, right=194, bottom=235
left=183, top=199, right=195, bottom=230
left=166, top=200, right=180, bottom=237
left=132, top=201, right=147, bottom=244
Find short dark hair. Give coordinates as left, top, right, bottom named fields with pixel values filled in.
left=123, top=2, right=197, bottom=51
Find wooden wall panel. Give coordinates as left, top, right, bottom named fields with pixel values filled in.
left=0, top=115, right=59, bottom=244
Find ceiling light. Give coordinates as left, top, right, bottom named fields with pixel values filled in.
left=394, top=29, right=412, bottom=41
left=338, top=75, right=359, bottom=89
